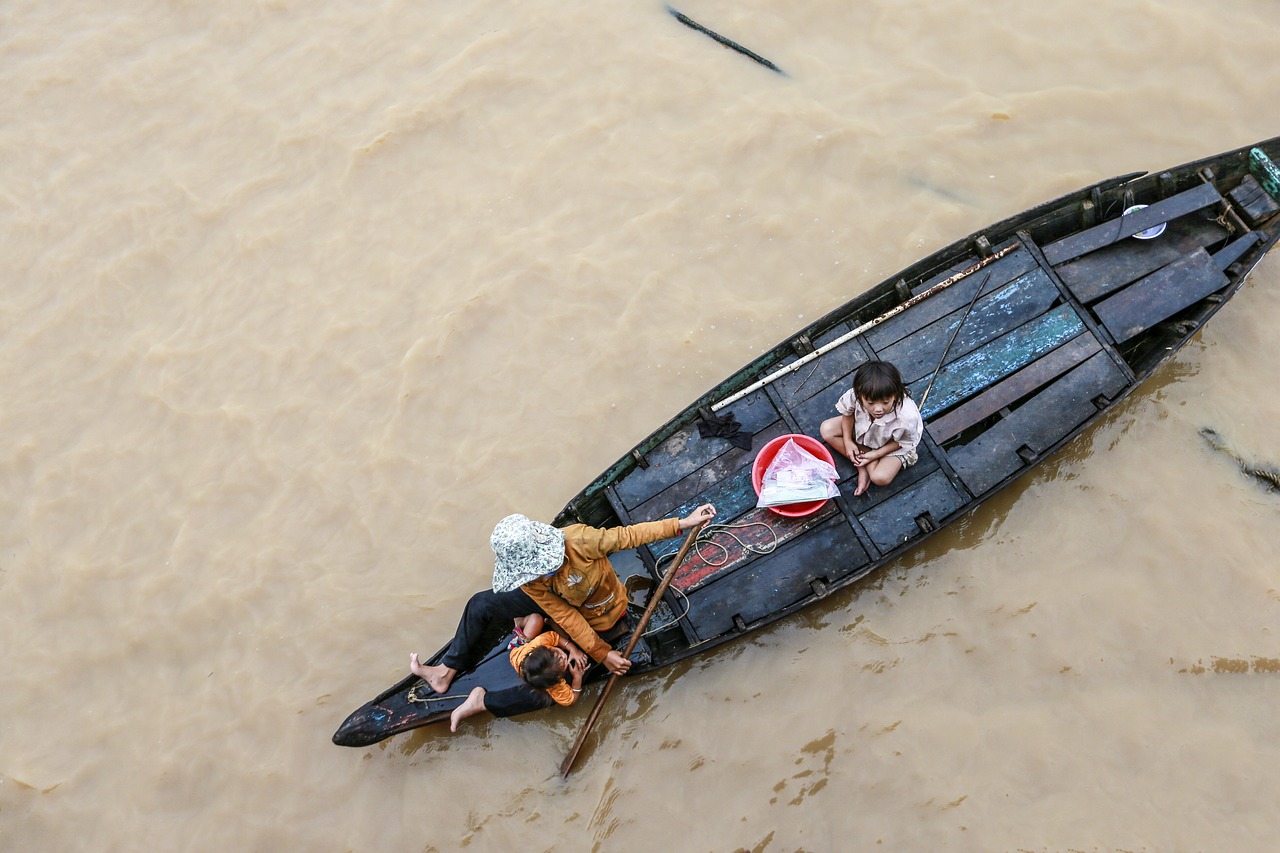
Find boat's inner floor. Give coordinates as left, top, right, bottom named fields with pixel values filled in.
left=605, top=174, right=1275, bottom=649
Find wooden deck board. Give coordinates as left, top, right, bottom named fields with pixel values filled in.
left=1042, top=182, right=1222, bottom=265
left=866, top=246, right=1037, bottom=351
left=926, top=333, right=1103, bottom=443
left=946, top=351, right=1130, bottom=495
left=908, top=304, right=1087, bottom=419
left=771, top=338, right=869, bottom=409
left=671, top=504, right=840, bottom=592
left=857, top=469, right=966, bottom=552
left=1054, top=215, right=1230, bottom=303
left=631, top=421, right=790, bottom=523
left=613, top=389, right=779, bottom=510
left=1094, top=248, right=1230, bottom=343
left=680, top=517, right=869, bottom=641
left=880, top=268, right=1060, bottom=385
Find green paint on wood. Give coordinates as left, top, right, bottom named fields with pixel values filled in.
left=1251, top=148, right=1280, bottom=199
left=910, top=304, right=1086, bottom=417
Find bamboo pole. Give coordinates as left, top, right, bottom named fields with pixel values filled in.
left=710, top=244, right=1017, bottom=413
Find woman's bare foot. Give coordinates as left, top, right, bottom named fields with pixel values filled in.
left=450, top=687, right=487, bottom=732
left=409, top=653, right=457, bottom=694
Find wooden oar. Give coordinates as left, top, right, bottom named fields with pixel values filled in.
left=559, top=522, right=705, bottom=779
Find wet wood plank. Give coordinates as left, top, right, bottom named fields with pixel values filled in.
left=1094, top=247, right=1229, bottom=343
left=926, top=333, right=1103, bottom=443
left=672, top=504, right=840, bottom=592
left=857, top=469, right=966, bottom=552
left=880, top=268, right=1059, bottom=385
left=946, top=351, right=1129, bottom=495
left=1042, top=182, right=1222, bottom=265
left=1054, top=215, right=1229, bottom=303
left=681, top=517, right=869, bottom=641
left=908, top=304, right=1087, bottom=419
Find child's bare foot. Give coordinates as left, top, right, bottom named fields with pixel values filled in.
left=450, top=686, right=487, bottom=732
left=854, top=469, right=870, bottom=496
left=409, top=653, right=456, bottom=694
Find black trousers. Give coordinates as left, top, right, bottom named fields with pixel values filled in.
left=437, top=587, right=629, bottom=719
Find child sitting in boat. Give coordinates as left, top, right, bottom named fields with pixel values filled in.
left=415, top=617, right=589, bottom=732
left=820, top=359, right=923, bottom=496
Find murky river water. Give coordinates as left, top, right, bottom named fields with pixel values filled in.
left=4, top=1, right=1280, bottom=850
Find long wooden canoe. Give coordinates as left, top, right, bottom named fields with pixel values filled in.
left=334, top=138, right=1280, bottom=747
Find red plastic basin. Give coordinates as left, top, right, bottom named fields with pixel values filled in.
left=751, top=433, right=836, bottom=517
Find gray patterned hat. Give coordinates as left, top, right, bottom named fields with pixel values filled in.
left=490, top=514, right=566, bottom=592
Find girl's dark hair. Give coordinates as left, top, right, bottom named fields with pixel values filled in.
left=852, top=360, right=908, bottom=411
left=521, top=647, right=566, bottom=690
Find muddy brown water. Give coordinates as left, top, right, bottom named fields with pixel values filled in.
left=4, top=1, right=1280, bottom=849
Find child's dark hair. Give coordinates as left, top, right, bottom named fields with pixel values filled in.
left=521, top=647, right=566, bottom=690
left=853, top=360, right=908, bottom=411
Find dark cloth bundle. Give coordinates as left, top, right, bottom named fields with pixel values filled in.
left=697, top=410, right=753, bottom=450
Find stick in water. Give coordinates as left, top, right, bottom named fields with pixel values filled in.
left=667, top=5, right=785, bottom=75
left=559, top=522, right=706, bottom=779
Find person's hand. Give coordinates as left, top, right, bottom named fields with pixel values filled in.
left=603, top=650, right=632, bottom=675
left=679, top=503, right=716, bottom=531
left=566, top=645, right=588, bottom=672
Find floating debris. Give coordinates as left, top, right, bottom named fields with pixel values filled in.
left=667, top=5, right=785, bottom=76
left=1200, top=427, right=1280, bottom=492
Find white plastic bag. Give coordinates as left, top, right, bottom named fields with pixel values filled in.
left=756, top=438, right=840, bottom=507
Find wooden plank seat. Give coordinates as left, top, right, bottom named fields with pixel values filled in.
left=1093, top=247, right=1230, bottom=343
left=945, top=350, right=1130, bottom=495
left=1212, top=231, right=1262, bottom=271
left=678, top=515, right=870, bottom=642
left=612, top=388, right=779, bottom=510
left=866, top=244, right=1036, bottom=352
left=1042, top=182, right=1223, bottom=266
left=878, top=268, right=1060, bottom=386
left=670, top=504, right=840, bottom=592
left=926, top=333, right=1105, bottom=443
left=855, top=468, right=967, bottom=552
left=908, top=303, right=1087, bottom=419
left=1054, top=214, right=1230, bottom=304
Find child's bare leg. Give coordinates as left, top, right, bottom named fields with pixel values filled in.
left=868, top=456, right=904, bottom=488
left=514, top=613, right=544, bottom=638
left=819, top=417, right=854, bottom=462
left=409, top=653, right=457, bottom=694
left=450, top=686, right=487, bottom=732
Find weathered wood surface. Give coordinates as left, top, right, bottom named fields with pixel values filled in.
left=1042, top=182, right=1223, bottom=265
left=1228, top=173, right=1280, bottom=226
left=631, top=420, right=790, bottom=522
left=672, top=504, right=840, bottom=591
left=681, top=516, right=869, bottom=641
left=613, top=389, right=778, bottom=509
left=880, top=268, right=1060, bottom=385
left=856, top=469, right=966, bottom=552
left=1094, top=247, right=1229, bottom=343
left=1054, top=215, right=1230, bottom=304
left=927, top=333, right=1104, bottom=442
left=1212, top=232, right=1262, bottom=271
left=770, top=337, right=869, bottom=409
left=946, top=351, right=1129, bottom=495
left=867, top=246, right=1035, bottom=351
left=645, top=468, right=761, bottom=561
left=908, top=304, right=1087, bottom=418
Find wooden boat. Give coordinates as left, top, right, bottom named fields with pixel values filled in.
left=333, top=138, right=1280, bottom=748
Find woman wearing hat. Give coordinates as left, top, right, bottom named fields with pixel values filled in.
left=410, top=503, right=715, bottom=725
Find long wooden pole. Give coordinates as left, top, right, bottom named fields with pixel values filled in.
left=559, top=523, right=706, bottom=779
left=710, top=244, right=1017, bottom=413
